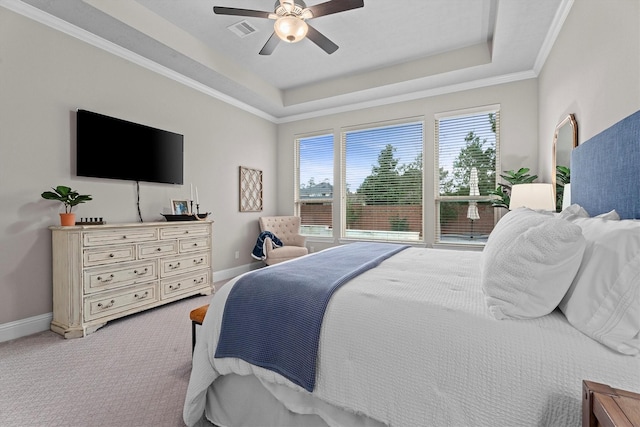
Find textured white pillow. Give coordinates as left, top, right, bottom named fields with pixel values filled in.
left=559, top=204, right=620, bottom=221
left=558, top=217, right=640, bottom=355
left=482, top=208, right=586, bottom=320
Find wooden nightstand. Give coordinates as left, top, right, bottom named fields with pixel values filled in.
left=583, top=380, right=640, bottom=426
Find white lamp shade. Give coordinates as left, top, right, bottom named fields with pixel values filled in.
left=274, top=16, right=308, bottom=43
left=562, top=183, right=571, bottom=210
left=509, top=183, right=556, bottom=211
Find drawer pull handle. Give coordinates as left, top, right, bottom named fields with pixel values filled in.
left=97, top=274, right=114, bottom=283
left=169, top=283, right=181, bottom=291
left=134, top=291, right=149, bottom=300
left=168, top=262, right=181, bottom=270
left=109, top=253, right=115, bottom=258
left=156, top=247, right=162, bottom=252
left=122, top=235, right=127, bottom=239
left=185, top=231, right=189, bottom=234
left=193, top=243, right=198, bottom=247
left=194, top=258, right=204, bottom=265
left=133, top=268, right=148, bottom=276
left=193, top=277, right=204, bottom=284
left=97, top=299, right=115, bottom=309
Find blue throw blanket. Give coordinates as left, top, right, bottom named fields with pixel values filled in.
left=215, top=242, right=409, bottom=392
left=251, top=231, right=283, bottom=260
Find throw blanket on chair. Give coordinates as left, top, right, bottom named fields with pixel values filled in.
left=215, top=242, right=410, bottom=392
left=251, top=231, right=283, bottom=260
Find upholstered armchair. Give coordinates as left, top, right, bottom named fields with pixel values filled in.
left=259, top=216, right=309, bottom=265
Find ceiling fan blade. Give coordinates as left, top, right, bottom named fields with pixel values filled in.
left=304, top=0, right=364, bottom=19
left=259, top=32, right=280, bottom=55
left=305, top=24, right=338, bottom=54
left=213, top=6, right=273, bottom=19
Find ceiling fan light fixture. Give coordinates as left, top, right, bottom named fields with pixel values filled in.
left=274, top=16, right=308, bottom=43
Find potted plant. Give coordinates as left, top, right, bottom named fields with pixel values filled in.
left=555, top=165, right=570, bottom=212
left=489, top=168, right=538, bottom=210
left=41, top=185, right=92, bottom=226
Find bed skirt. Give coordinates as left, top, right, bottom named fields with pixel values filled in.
left=202, top=374, right=385, bottom=427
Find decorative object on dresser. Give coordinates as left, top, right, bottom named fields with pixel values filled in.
left=49, top=221, right=213, bottom=338
left=171, top=199, right=190, bottom=215
left=41, top=185, right=92, bottom=226
left=583, top=380, right=640, bottom=426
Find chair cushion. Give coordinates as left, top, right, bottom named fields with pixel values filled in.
left=259, top=216, right=303, bottom=246
left=267, top=246, right=309, bottom=264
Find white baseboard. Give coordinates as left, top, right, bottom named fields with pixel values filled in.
left=0, top=262, right=262, bottom=343
left=0, top=312, right=53, bottom=343
left=213, top=262, right=262, bottom=285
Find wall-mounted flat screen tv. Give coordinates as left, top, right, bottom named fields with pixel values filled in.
left=76, top=109, right=184, bottom=185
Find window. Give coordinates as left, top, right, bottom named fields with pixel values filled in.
left=296, top=134, right=334, bottom=237
left=342, top=120, right=424, bottom=242
left=435, top=107, right=500, bottom=244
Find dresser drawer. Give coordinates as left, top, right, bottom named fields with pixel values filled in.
left=161, top=270, right=210, bottom=299
left=83, top=261, right=157, bottom=294
left=83, top=282, right=159, bottom=321
left=83, top=228, right=158, bottom=246
left=138, top=241, right=179, bottom=259
left=179, top=237, right=210, bottom=253
left=160, top=224, right=210, bottom=240
left=160, top=252, right=210, bottom=277
left=83, top=245, right=136, bottom=267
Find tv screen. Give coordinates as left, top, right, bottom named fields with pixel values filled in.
left=76, top=109, right=184, bottom=185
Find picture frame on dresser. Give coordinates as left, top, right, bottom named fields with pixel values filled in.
left=171, top=199, right=190, bottom=215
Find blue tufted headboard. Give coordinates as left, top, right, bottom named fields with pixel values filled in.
left=571, top=110, right=640, bottom=219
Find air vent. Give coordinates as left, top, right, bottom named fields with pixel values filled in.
left=228, top=20, right=259, bottom=38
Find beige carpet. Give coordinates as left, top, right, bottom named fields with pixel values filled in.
left=0, top=293, right=215, bottom=427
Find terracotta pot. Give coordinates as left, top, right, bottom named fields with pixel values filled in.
left=59, top=213, right=76, bottom=226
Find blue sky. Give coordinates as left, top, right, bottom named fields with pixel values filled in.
left=299, top=122, right=423, bottom=192
left=298, top=115, right=495, bottom=193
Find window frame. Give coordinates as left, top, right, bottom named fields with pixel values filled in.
left=340, top=117, right=425, bottom=243
left=295, top=131, right=335, bottom=239
left=434, top=105, right=501, bottom=246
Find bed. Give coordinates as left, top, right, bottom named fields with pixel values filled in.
left=183, top=110, right=640, bottom=427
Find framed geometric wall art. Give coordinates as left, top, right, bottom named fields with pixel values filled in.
left=239, top=166, right=263, bottom=212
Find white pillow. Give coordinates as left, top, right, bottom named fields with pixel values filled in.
left=481, top=208, right=586, bottom=320
left=559, top=203, right=620, bottom=221
left=558, top=217, right=640, bottom=355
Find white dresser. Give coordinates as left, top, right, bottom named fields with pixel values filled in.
left=49, top=221, right=213, bottom=338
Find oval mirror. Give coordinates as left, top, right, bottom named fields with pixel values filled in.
left=552, top=114, right=578, bottom=211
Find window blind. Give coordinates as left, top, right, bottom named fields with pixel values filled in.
left=296, top=134, right=334, bottom=237
left=435, top=110, right=499, bottom=244
left=342, top=121, right=423, bottom=242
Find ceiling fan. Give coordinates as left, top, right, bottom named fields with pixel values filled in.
left=213, top=0, right=364, bottom=55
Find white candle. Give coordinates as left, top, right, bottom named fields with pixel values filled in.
left=190, top=183, right=193, bottom=201
left=195, top=186, right=199, bottom=204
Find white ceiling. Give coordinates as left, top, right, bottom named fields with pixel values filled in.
left=10, top=0, right=571, bottom=122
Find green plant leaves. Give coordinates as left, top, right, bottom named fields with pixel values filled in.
left=41, top=185, right=92, bottom=213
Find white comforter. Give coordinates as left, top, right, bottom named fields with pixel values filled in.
left=184, top=247, right=640, bottom=426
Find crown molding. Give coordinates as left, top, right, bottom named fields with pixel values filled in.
left=0, top=0, right=278, bottom=122
left=275, top=70, right=537, bottom=124
left=2, top=0, right=557, bottom=125
left=533, top=0, right=574, bottom=75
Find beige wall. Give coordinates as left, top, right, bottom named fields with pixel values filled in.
left=0, top=9, right=276, bottom=325
left=277, top=80, right=539, bottom=249
left=3, top=0, right=639, bottom=331
left=538, top=0, right=640, bottom=180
